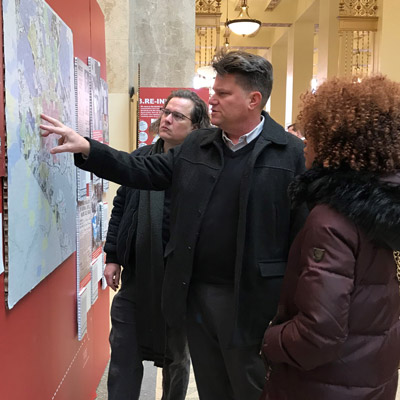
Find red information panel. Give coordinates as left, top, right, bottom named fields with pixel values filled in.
left=138, top=87, right=209, bottom=147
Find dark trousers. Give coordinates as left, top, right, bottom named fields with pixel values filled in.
left=162, top=324, right=190, bottom=400
left=107, top=292, right=190, bottom=400
left=186, top=283, right=265, bottom=400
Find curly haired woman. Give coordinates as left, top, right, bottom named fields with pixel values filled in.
left=260, top=75, right=400, bottom=400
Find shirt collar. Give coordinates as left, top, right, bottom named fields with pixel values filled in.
left=222, top=115, right=265, bottom=151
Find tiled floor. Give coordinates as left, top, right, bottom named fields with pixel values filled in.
left=155, top=363, right=199, bottom=400
left=95, top=362, right=108, bottom=400
left=96, top=360, right=199, bottom=399
left=96, top=290, right=200, bottom=399
left=97, top=362, right=400, bottom=400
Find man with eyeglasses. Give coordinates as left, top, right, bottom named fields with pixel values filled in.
left=103, top=89, right=210, bottom=400
left=41, top=50, right=307, bottom=399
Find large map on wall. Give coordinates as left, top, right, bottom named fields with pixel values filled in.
left=2, top=0, right=76, bottom=308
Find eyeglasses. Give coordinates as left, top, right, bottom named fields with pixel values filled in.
left=159, top=107, right=193, bottom=122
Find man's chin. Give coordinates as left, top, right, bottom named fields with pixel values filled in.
left=159, top=131, right=170, bottom=141
left=211, top=116, right=220, bottom=126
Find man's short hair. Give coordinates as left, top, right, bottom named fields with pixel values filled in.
left=212, top=50, right=273, bottom=109
left=165, top=90, right=211, bottom=129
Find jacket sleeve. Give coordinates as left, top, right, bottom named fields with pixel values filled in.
left=103, top=145, right=153, bottom=264
left=104, top=185, right=127, bottom=264
left=263, top=207, right=358, bottom=371
left=74, top=138, right=175, bottom=190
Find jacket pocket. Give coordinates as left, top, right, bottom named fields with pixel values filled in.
left=258, top=261, right=287, bottom=278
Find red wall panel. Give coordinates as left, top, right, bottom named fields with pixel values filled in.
left=90, top=0, right=107, bottom=80
left=0, top=1, right=109, bottom=399
left=49, top=0, right=91, bottom=62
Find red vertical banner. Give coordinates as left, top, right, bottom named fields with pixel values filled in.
left=0, top=2, right=5, bottom=177
left=138, top=87, right=209, bottom=147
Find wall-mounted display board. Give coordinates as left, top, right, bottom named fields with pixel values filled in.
left=100, top=78, right=109, bottom=192
left=101, top=78, right=109, bottom=145
left=89, top=57, right=103, bottom=143
left=88, top=57, right=108, bottom=309
left=74, top=57, right=93, bottom=340
left=3, top=0, right=77, bottom=309
left=0, top=4, right=5, bottom=178
left=74, top=55, right=109, bottom=340
left=75, top=57, right=91, bottom=201
left=76, top=195, right=92, bottom=340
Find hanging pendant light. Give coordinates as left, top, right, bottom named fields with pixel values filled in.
left=223, top=0, right=230, bottom=48
left=226, top=0, right=261, bottom=36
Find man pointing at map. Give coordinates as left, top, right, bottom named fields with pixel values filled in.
left=40, top=49, right=307, bottom=399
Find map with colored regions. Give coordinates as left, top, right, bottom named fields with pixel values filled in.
left=3, top=0, right=76, bottom=308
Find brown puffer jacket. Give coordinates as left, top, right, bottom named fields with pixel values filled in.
left=261, top=167, right=400, bottom=400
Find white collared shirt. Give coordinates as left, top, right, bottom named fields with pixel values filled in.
left=222, top=115, right=265, bottom=152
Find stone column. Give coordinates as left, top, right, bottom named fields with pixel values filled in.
left=377, top=0, right=400, bottom=80
left=286, top=21, right=315, bottom=126
left=318, top=0, right=340, bottom=83
left=130, top=0, right=195, bottom=88
left=270, top=39, right=288, bottom=128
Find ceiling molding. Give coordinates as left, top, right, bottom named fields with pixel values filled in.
left=265, top=0, right=283, bottom=11
left=233, top=0, right=279, bottom=11
left=196, top=0, right=222, bottom=14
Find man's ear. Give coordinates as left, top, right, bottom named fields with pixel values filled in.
left=192, top=123, right=199, bottom=130
left=248, top=91, right=262, bottom=111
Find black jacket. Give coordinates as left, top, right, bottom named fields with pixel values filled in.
left=76, top=112, right=308, bottom=346
left=104, top=139, right=166, bottom=365
left=104, top=143, right=157, bottom=268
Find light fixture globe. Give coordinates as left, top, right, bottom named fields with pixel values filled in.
left=227, top=19, right=261, bottom=36
left=226, top=0, right=261, bottom=36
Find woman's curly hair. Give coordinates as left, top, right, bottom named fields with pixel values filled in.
left=297, top=75, right=400, bottom=173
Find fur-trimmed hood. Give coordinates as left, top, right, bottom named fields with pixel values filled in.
left=289, top=167, right=400, bottom=250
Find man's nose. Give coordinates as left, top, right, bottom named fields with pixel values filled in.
left=209, top=95, right=217, bottom=105
left=165, top=113, right=174, bottom=123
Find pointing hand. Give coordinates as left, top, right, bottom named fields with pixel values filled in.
left=40, top=114, right=90, bottom=156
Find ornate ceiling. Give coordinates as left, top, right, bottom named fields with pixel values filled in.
left=195, top=0, right=378, bottom=79
left=195, top=0, right=295, bottom=64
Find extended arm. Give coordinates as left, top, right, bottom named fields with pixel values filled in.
left=40, top=114, right=174, bottom=190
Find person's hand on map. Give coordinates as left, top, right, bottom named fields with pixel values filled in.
left=104, top=263, right=121, bottom=291
left=40, top=114, right=91, bottom=156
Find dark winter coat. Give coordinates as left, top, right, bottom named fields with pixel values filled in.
left=76, top=111, right=307, bottom=347
left=104, top=139, right=167, bottom=366
left=261, top=167, right=400, bottom=400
